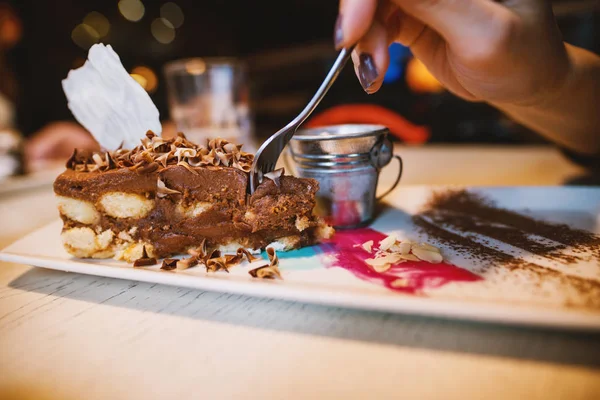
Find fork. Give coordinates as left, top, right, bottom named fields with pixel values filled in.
left=249, top=45, right=356, bottom=193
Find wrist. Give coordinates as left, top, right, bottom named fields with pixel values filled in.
left=493, top=42, right=574, bottom=111
left=490, top=44, right=600, bottom=155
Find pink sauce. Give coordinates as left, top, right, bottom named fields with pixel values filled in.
left=317, top=228, right=482, bottom=294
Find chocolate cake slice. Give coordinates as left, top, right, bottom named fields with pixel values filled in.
left=54, top=132, right=333, bottom=262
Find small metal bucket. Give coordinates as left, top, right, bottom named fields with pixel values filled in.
left=286, top=124, right=402, bottom=229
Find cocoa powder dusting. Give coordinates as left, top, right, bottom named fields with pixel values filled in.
left=420, top=190, right=600, bottom=261
left=413, top=190, right=600, bottom=308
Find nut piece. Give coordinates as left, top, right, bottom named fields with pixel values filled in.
left=365, top=253, right=403, bottom=273
left=398, top=253, right=420, bottom=262
left=390, top=278, right=409, bottom=288
left=358, top=235, right=444, bottom=272
left=418, top=242, right=441, bottom=253
left=391, top=242, right=412, bottom=255
left=361, top=240, right=374, bottom=253
left=411, top=246, right=443, bottom=264
left=99, top=192, right=154, bottom=219
left=379, top=234, right=397, bottom=251
left=56, top=196, right=100, bottom=225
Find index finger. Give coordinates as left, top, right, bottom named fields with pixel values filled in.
left=335, top=0, right=378, bottom=49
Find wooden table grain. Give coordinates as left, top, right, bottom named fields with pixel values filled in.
left=1, top=145, right=598, bottom=400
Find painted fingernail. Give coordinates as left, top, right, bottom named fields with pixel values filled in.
left=358, top=53, right=378, bottom=92
left=334, top=14, right=343, bottom=49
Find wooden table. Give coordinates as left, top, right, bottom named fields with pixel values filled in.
left=1, top=145, right=598, bottom=400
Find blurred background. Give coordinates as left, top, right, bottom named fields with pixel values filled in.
left=0, top=0, right=598, bottom=165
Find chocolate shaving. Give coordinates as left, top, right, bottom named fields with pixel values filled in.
left=237, top=248, right=258, bottom=263
left=133, top=246, right=157, bottom=267
left=188, top=239, right=208, bottom=259
left=65, top=132, right=255, bottom=174
left=135, top=162, right=160, bottom=174
left=263, top=168, right=284, bottom=187
left=156, top=177, right=181, bottom=198
left=66, top=149, right=78, bottom=169
left=176, top=256, right=198, bottom=270
left=266, top=247, right=279, bottom=265
left=249, top=247, right=282, bottom=279
left=161, top=258, right=178, bottom=270
left=106, top=152, right=117, bottom=169
left=206, top=249, right=221, bottom=261
left=206, top=257, right=229, bottom=273
left=177, top=161, right=199, bottom=175
left=248, top=264, right=282, bottom=279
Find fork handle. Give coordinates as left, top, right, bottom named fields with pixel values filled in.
left=289, top=45, right=356, bottom=129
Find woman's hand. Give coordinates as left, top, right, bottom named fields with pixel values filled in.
left=335, top=0, right=569, bottom=106
left=335, top=0, right=600, bottom=154
left=24, top=122, right=98, bottom=172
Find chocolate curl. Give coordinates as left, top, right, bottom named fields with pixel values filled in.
left=161, top=258, right=178, bottom=271
left=156, top=177, right=181, bottom=198
left=237, top=248, right=259, bottom=263
left=177, top=161, right=199, bottom=175
left=133, top=246, right=157, bottom=267
left=249, top=247, right=282, bottom=279
left=135, top=162, right=159, bottom=174
left=263, top=168, right=284, bottom=187
left=176, top=256, right=198, bottom=270
left=206, top=257, right=229, bottom=273
left=65, top=149, right=78, bottom=169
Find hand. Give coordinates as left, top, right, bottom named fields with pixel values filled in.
left=24, top=122, right=98, bottom=172
left=334, top=0, right=570, bottom=107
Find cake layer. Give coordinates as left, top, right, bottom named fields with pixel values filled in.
left=54, top=133, right=333, bottom=261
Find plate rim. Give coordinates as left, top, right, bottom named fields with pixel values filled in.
left=2, top=240, right=600, bottom=332
left=2, top=185, right=600, bottom=332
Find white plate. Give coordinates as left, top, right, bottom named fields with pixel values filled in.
left=0, top=166, right=63, bottom=196
left=2, top=186, right=600, bottom=331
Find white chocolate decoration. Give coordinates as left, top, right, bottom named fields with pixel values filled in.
left=62, top=43, right=161, bottom=150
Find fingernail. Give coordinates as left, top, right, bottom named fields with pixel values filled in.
left=358, top=53, right=378, bottom=92
left=334, top=14, right=343, bottom=49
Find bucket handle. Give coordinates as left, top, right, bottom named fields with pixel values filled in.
left=377, top=155, right=403, bottom=200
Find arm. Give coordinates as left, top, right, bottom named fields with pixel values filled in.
left=494, top=45, right=600, bottom=155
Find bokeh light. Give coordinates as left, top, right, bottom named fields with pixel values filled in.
left=71, top=23, right=100, bottom=50
left=406, top=58, right=443, bottom=94
left=118, top=0, right=145, bottom=23
left=0, top=5, right=22, bottom=48
left=131, top=66, right=158, bottom=92
left=130, top=73, right=148, bottom=89
left=83, top=12, right=110, bottom=38
left=184, top=59, right=206, bottom=75
left=72, top=57, right=86, bottom=68
left=160, top=2, right=184, bottom=28
left=151, top=18, right=175, bottom=44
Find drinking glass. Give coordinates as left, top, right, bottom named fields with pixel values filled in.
left=164, top=58, right=253, bottom=148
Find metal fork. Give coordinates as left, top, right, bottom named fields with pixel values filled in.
left=249, top=45, right=356, bottom=193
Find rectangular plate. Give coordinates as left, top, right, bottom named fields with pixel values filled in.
left=2, top=186, right=599, bottom=331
